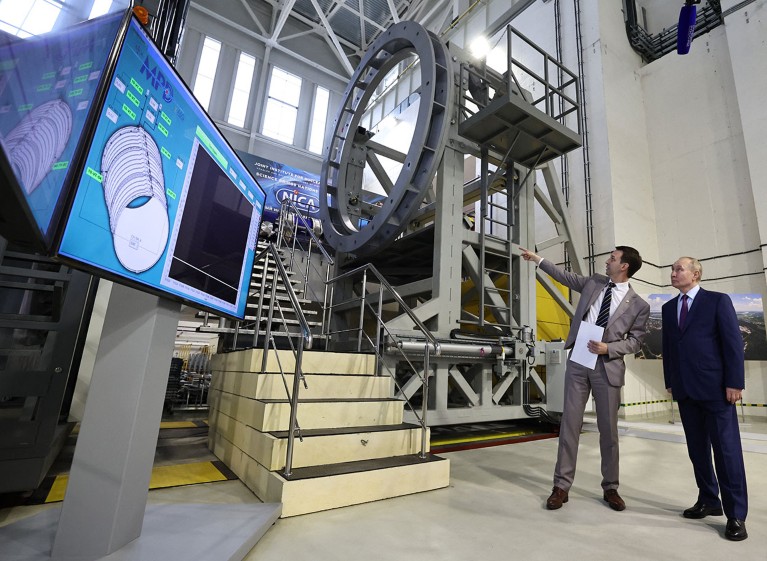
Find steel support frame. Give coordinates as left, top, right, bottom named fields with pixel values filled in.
left=387, top=119, right=541, bottom=425
left=325, top=32, right=581, bottom=425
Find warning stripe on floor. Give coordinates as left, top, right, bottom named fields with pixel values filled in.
left=41, top=460, right=236, bottom=504
left=430, top=430, right=557, bottom=453
left=160, top=420, right=209, bottom=429
left=69, top=419, right=208, bottom=436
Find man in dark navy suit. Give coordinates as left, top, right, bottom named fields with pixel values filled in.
left=662, top=256, right=748, bottom=541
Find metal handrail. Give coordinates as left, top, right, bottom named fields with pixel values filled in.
left=328, top=263, right=441, bottom=356
left=507, top=24, right=580, bottom=133
left=325, top=263, right=441, bottom=458
left=276, top=198, right=335, bottom=329
left=250, top=244, right=313, bottom=349
left=278, top=198, right=334, bottom=264
left=249, top=242, right=312, bottom=477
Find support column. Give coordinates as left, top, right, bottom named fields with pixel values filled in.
left=432, top=144, right=465, bottom=337
left=52, top=283, right=180, bottom=560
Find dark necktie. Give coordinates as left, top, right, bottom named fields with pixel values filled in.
left=679, top=294, right=689, bottom=329
left=596, top=282, right=615, bottom=328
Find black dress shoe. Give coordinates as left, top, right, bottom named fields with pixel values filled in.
left=725, top=519, right=747, bottom=541
left=683, top=501, right=723, bottom=519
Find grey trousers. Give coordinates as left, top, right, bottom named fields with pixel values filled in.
left=552, top=358, right=622, bottom=492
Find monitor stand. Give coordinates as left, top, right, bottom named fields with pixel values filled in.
left=0, top=282, right=279, bottom=561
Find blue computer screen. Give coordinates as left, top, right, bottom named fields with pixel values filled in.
left=0, top=12, right=125, bottom=246
left=57, top=16, right=265, bottom=319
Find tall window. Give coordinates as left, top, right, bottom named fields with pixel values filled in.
left=227, top=52, right=256, bottom=128
left=262, top=66, right=302, bottom=145
left=307, top=86, right=329, bottom=154
left=193, top=36, right=222, bottom=111
left=0, top=0, right=63, bottom=37
left=89, top=0, right=113, bottom=19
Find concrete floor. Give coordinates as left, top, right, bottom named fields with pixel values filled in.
left=1, top=415, right=765, bottom=560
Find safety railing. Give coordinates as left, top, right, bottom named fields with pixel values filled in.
left=247, top=242, right=313, bottom=477
left=506, top=24, right=580, bottom=130
left=276, top=198, right=334, bottom=336
left=324, top=264, right=440, bottom=458
left=458, top=24, right=581, bottom=133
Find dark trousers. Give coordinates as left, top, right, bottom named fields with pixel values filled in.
left=677, top=398, right=748, bottom=520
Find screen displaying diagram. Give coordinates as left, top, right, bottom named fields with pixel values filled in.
left=0, top=12, right=125, bottom=244
left=57, top=16, right=265, bottom=319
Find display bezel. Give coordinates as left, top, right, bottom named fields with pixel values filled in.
left=52, top=12, right=266, bottom=321
left=0, top=10, right=132, bottom=252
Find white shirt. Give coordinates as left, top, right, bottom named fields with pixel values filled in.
left=585, top=280, right=629, bottom=324
left=677, top=284, right=700, bottom=323
left=536, top=258, right=629, bottom=324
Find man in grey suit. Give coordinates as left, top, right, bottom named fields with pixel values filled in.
left=521, top=246, right=650, bottom=511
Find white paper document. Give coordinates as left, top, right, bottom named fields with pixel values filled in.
left=571, top=321, right=605, bottom=369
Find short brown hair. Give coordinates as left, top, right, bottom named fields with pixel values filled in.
left=615, top=246, right=642, bottom=278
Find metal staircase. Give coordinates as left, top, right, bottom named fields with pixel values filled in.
left=196, top=240, right=325, bottom=350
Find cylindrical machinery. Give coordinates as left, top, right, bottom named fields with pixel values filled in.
left=320, top=21, right=452, bottom=256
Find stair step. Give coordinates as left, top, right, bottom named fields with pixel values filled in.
left=213, top=434, right=449, bottom=517
left=244, top=301, right=317, bottom=313
left=196, top=324, right=322, bottom=336
left=208, top=347, right=450, bottom=517
left=210, top=372, right=390, bottom=399
left=210, top=408, right=426, bottom=470
left=245, top=293, right=313, bottom=305
left=248, top=275, right=300, bottom=287
left=209, top=390, right=403, bottom=431
left=211, top=348, right=375, bottom=375
left=282, top=453, right=444, bottom=481
left=267, top=423, right=420, bottom=438
left=240, top=309, right=320, bottom=320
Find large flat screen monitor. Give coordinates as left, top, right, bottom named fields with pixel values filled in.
left=0, top=11, right=128, bottom=251
left=56, top=14, right=265, bottom=320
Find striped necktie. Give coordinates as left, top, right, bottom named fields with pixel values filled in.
left=596, top=282, right=615, bottom=328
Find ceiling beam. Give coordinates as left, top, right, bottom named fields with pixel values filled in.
left=238, top=0, right=267, bottom=35
left=386, top=0, right=400, bottom=23
left=269, top=1, right=364, bottom=57
left=309, top=0, right=356, bottom=75
left=191, top=3, right=350, bottom=83
left=270, top=0, right=299, bottom=42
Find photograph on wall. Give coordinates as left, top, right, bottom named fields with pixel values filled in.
left=637, top=293, right=767, bottom=360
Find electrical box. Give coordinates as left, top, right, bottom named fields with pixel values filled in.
left=544, top=341, right=567, bottom=414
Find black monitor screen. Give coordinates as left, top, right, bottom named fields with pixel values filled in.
left=166, top=140, right=253, bottom=306
left=0, top=12, right=126, bottom=249
left=56, top=16, right=265, bottom=319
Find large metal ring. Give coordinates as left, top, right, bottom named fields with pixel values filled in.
left=320, top=21, right=451, bottom=256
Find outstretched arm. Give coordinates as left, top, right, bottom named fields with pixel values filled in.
left=521, top=247, right=591, bottom=293
left=520, top=247, right=542, bottom=264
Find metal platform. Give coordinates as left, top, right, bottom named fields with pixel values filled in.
left=0, top=502, right=281, bottom=561
left=458, top=90, right=582, bottom=168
